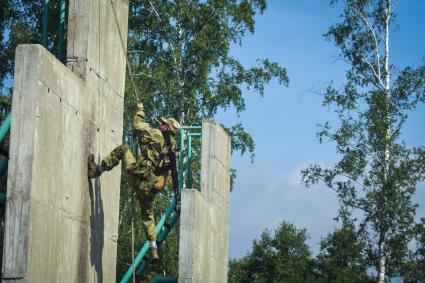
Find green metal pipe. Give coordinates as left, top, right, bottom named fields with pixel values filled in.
left=186, top=135, right=192, bottom=189
left=120, top=196, right=178, bottom=283
left=150, top=276, right=178, bottom=283
left=0, top=192, right=6, bottom=206
left=42, top=0, right=50, bottom=47
left=0, top=158, right=8, bottom=176
left=179, top=128, right=185, bottom=192
left=181, top=125, right=202, bottom=130
left=57, top=0, right=66, bottom=62
left=0, top=113, right=12, bottom=142
left=188, top=133, right=201, bottom=137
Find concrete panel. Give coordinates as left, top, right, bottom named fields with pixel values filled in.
left=2, top=0, right=129, bottom=281
left=178, top=121, right=231, bottom=283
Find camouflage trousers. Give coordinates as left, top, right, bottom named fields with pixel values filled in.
left=100, top=145, right=169, bottom=241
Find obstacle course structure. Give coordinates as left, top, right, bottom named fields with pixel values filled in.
left=0, top=1, right=231, bottom=282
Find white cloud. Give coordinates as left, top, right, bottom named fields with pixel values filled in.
left=229, top=162, right=425, bottom=259
left=229, top=160, right=340, bottom=258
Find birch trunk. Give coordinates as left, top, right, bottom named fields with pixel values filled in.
left=378, top=1, right=392, bottom=283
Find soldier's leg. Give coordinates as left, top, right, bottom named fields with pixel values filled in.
left=136, top=184, right=160, bottom=261
left=88, top=144, right=130, bottom=178
left=121, top=149, right=140, bottom=189
left=138, top=184, right=157, bottom=242
left=100, top=144, right=131, bottom=171
left=135, top=158, right=159, bottom=189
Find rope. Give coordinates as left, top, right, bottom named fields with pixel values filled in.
left=108, top=0, right=139, bottom=100
left=131, top=192, right=136, bottom=283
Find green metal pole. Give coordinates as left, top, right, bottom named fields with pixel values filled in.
left=42, top=0, right=49, bottom=48
left=0, top=192, right=6, bottom=206
left=0, top=113, right=12, bottom=142
left=181, top=126, right=202, bottom=130
left=185, top=133, right=201, bottom=190
left=186, top=135, right=192, bottom=189
left=0, top=158, right=8, bottom=175
left=58, top=0, right=66, bottom=62
left=179, top=128, right=185, bottom=192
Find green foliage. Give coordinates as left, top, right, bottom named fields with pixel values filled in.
left=302, top=0, right=425, bottom=281
left=125, top=0, right=288, bottom=157
left=228, top=221, right=317, bottom=283
left=0, top=0, right=67, bottom=90
left=400, top=218, right=425, bottom=283
left=316, top=216, right=373, bottom=282
left=228, top=219, right=375, bottom=283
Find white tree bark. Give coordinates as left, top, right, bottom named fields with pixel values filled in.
left=378, top=237, right=387, bottom=283
left=378, top=1, right=392, bottom=283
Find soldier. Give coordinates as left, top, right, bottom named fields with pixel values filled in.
left=87, top=99, right=180, bottom=262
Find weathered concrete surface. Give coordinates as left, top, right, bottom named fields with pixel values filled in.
left=2, top=0, right=129, bottom=282
left=179, top=121, right=231, bottom=283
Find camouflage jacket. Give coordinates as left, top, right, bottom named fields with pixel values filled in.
left=133, top=109, right=178, bottom=167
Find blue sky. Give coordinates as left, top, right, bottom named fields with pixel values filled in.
left=216, top=0, right=425, bottom=258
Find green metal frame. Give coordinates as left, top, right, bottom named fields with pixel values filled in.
left=120, top=125, right=202, bottom=283
left=0, top=113, right=11, bottom=143
left=0, top=113, right=11, bottom=205
left=180, top=126, right=202, bottom=191
left=150, top=276, right=178, bottom=283
left=42, top=0, right=67, bottom=62
left=42, top=0, right=50, bottom=48
left=57, top=0, right=67, bottom=62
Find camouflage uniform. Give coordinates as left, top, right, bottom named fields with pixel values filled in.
left=96, top=106, right=178, bottom=242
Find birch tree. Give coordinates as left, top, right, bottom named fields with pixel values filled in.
left=302, top=1, right=425, bottom=281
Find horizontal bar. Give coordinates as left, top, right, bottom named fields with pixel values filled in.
left=181, top=125, right=201, bottom=130
left=150, top=275, right=178, bottom=283
left=187, top=133, right=201, bottom=137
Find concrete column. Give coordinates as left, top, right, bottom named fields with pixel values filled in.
left=2, top=1, right=129, bottom=282
left=178, top=120, right=231, bottom=283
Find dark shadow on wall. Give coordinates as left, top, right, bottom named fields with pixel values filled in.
left=88, top=169, right=104, bottom=283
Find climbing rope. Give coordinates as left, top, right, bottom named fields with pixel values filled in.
left=108, top=0, right=140, bottom=100
left=131, top=192, right=136, bottom=283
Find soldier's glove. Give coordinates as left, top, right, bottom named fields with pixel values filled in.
left=136, top=98, right=144, bottom=111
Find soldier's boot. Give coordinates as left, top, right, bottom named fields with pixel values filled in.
left=149, top=246, right=160, bottom=263
left=88, top=154, right=103, bottom=178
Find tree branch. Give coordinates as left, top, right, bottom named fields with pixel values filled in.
left=364, top=57, right=386, bottom=90
left=148, top=0, right=180, bottom=75
left=133, top=72, right=153, bottom=78
left=337, top=172, right=369, bottom=191
left=353, top=3, right=385, bottom=88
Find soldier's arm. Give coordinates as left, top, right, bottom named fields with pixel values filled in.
left=133, top=100, right=151, bottom=133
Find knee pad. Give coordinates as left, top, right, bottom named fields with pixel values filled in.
left=113, top=144, right=130, bottom=159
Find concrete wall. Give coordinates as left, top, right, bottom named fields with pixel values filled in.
left=2, top=1, right=129, bottom=282
left=179, top=121, right=231, bottom=283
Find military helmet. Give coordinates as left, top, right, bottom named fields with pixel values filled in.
left=160, top=117, right=181, bottom=133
